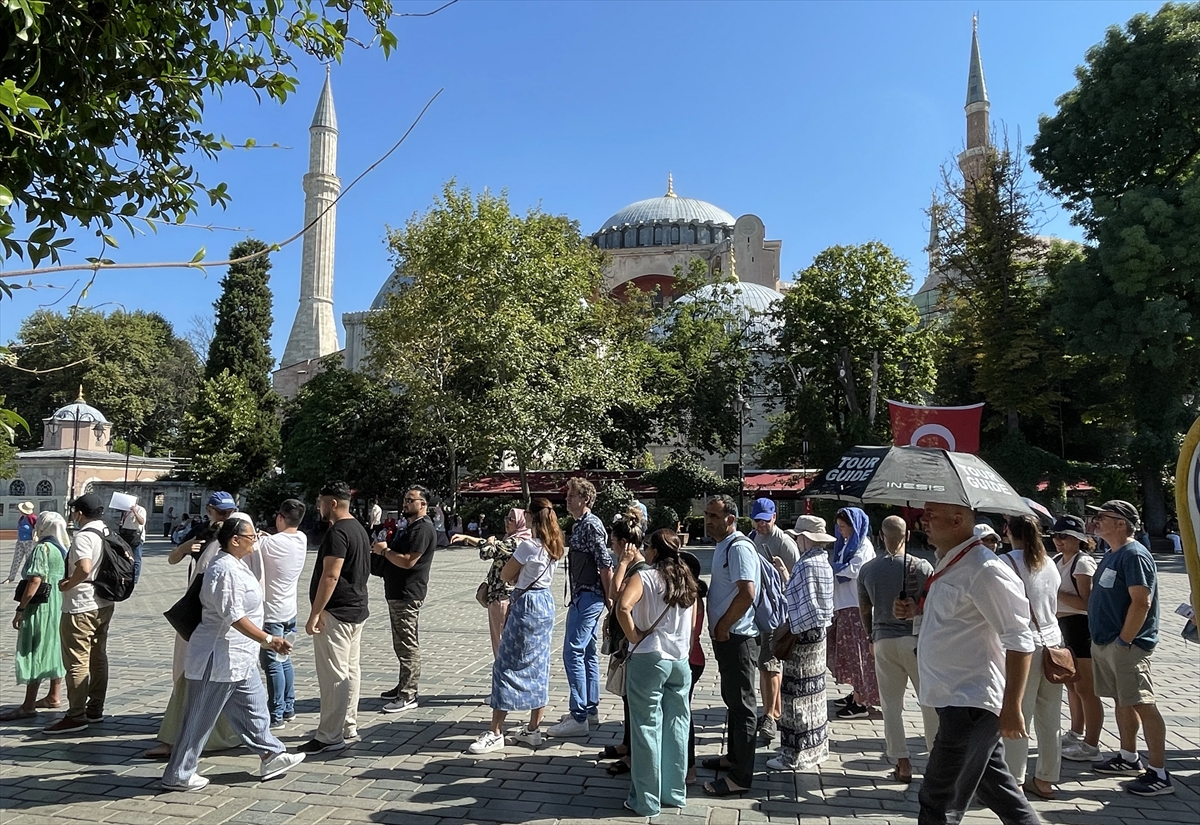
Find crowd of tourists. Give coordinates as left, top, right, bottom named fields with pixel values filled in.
left=1, top=480, right=1179, bottom=815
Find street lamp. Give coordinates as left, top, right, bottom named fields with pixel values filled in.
left=46, top=395, right=107, bottom=503
left=735, top=387, right=752, bottom=517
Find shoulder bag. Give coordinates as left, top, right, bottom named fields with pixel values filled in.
left=163, top=572, right=205, bottom=641
left=1007, top=555, right=1078, bottom=684
left=605, top=604, right=670, bottom=697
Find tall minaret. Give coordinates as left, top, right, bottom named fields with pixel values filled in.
left=957, top=15, right=991, bottom=191
left=280, top=67, right=340, bottom=369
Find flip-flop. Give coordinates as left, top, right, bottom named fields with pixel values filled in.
left=701, top=756, right=733, bottom=771
left=890, top=767, right=913, bottom=784
left=703, top=777, right=747, bottom=798
left=1025, top=782, right=1055, bottom=801
left=606, top=759, right=631, bottom=776
left=0, top=709, right=37, bottom=721
left=599, top=745, right=628, bottom=760
left=33, top=698, right=61, bottom=709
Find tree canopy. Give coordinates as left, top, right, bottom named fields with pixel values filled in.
left=182, top=369, right=279, bottom=492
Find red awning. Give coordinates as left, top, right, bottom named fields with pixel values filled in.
left=743, top=471, right=812, bottom=499
left=1036, top=479, right=1095, bottom=493
left=458, top=470, right=656, bottom=500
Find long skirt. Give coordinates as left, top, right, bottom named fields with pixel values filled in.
left=779, top=627, right=829, bottom=769
left=827, top=607, right=880, bottom=706
left=490, top=588, right=555, bottom=712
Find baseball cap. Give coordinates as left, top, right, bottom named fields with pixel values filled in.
left=974, top=523, right=1000, bottom=542
left=69, top=492, right=105, bottom=517
left=207, top=491, right=237, bottom=511
left=750, top=498, right=776, bottom=521
left=1095, top=499, right=1140, bottom=527
left=786, top=515, right=835, bottom=544
left=1051, top=515, right=1089, bottom=543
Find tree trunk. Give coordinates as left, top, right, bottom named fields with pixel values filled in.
left=519, top=459, right=530, bottom=505
left=1007, top=407, right=1019, bottom=436
left=1139, top=466, right=1168, bottom=538
left=448, top=437, right=457, bottom=512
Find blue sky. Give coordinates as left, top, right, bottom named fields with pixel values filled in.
left=0, top=0, right=1163, bottom=365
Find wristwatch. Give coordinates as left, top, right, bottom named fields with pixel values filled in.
left=261, top=634, right=274, bottom=649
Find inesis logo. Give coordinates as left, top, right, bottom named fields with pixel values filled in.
left=824, top=455, right=882, bottom=484
left=961, top=464, right=1012, bottom=494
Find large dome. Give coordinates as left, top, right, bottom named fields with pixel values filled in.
left=593, top=177, right=736, bottom=251
left=599, top=196, right=735, bottom=232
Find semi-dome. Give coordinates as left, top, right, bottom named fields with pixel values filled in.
left=369, top=265, right=412, bottom=310
left=670, top=281, right=784, bottom=341
left=593, top=176, right=736, bottom=251
left=52, top=397, right=108, bottom=424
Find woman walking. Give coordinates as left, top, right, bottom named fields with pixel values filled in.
left=616, top=528, right=697, bottom=817
left=2, top=511, right=68, bottom=719
left=767, top=515, right=836, bottom=771
left=6, top=501, right=37, bottom=583
left=468, top=498, right=564, bottom=754
left=1001, top=514, right=1064, bottom=800
left=827, top=507, right=879, bottom=719
left=1051, top=515, right=1104, bottom=764
left=454, top=508, right=532, bottom=656
left=162, top=516, right=305, bottom=791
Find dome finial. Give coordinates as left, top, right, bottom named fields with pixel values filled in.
left=76, top=384, right=85, bottom=403
left=665, top=172, right=676, bottom=198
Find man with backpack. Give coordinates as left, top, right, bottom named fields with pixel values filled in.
left=44, top=493, right=116, bottom=735
left=749, top=498, right=799, bottom=746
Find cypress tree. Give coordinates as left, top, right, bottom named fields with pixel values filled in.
left=206, top=239, right=275, bottom=399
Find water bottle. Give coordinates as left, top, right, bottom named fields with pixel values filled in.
left=270, top=631, right=297, bottom=663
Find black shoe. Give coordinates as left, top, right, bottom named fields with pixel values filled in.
left=379, top=685, right=400, bottom=700
left=296, top=738, right=347, bottom=754
left=833, top=692, right=854, bottom=708
left=758, top=715, right=778, bottom=743
left=836, top=701, right=869, bottom=719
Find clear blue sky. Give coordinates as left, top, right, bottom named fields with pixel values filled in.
left=0, top=0, right=1163, bottom=365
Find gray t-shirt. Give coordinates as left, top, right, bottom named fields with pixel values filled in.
left=753, top=525, right=799, bottom=571
left=857, top=551, right=934, bottom=641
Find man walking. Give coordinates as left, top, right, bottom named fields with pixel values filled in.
left=701, top=494, right=760, bottom=797
left=1087, top=500, right=1172, bottom=796
left=44, top=493, right=114, bottom=735
left=118, top=499, right=147, bottom=584
left=858, top=515, right=938, bottom=783
left=372, top=485, right=437, bottom=713
left=898, top=501, right=1038, bottom=825
left=749, top=497, right=798, bottom=746
left=300, top=481, right=370, bottom=754
left=547, top=478, right=613, bottom=738
left=259, top=498, right=308, bottom=728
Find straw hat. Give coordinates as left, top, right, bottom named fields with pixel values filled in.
left=17, top=501, right=34, bottom=515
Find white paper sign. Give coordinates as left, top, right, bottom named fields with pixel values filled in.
left=109, top=492, right=137, bottom=511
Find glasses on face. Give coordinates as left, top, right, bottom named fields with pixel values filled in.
left=1090, top=513, right=1123, bottom=525
left=404, top=496, right=423, bottom=504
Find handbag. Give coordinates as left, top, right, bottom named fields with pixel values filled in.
left=163, top=573, right=205, bottom=641
left=1006, top=556, right=1078, bottom=685
left=772, top=624, right=797, bottom=660
left=13, top=580, right=51, bottom=607
left=475, top=582, right=489, bottom=608
left=605, top=605, right=670, bottom=697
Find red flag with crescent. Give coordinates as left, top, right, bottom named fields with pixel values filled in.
left=887, top=400, right=985, bottom=455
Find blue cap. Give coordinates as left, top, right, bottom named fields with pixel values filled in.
left=207, top=491, right=237, bottom=511
left=751, top=498, right=776, bottom=520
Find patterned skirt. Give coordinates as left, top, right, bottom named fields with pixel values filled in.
left=827, top=607, right=880, bottom=707
left=490, top=588, right=555, bottom=712
left=779, top=627, right=828, bottom=769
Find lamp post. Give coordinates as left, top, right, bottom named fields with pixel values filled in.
left=46, top=400, right=107, bottom=503
left=735, top=387, right=751, bottom=517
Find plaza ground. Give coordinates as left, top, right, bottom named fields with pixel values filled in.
left=0, top=536, right=1196, bottom=825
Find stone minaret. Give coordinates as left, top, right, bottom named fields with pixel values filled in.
left=280, top=67, right=340, bottom=369
left=957, top=16, right=991, bottom=191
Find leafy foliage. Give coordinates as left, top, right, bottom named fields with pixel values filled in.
left=643, top=453, right=736, bottom=519
left=592, top=479, right=638, bottom=527
left=0, top=395, right=27, bottom=477
left=182, top=369, right=279, bottom=493
left=207, top=239, right=276, bottom=400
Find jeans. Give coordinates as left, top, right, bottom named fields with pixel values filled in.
left=259, top=617, right=297, bottom=723
left=918, top=706, right=1041, bottom=825
left=131, top=542, right=143, bottom=585
left=564, top=590, right=605, bottom=722
left=712, top=633, right=759, bottom=788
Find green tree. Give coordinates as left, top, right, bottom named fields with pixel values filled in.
left=765, top=242, right=937, bottom=468
left=0, top=1, right=402, bottom=266
left=366, top=183, right=641, bottom=502
left=279, top=360, right=448, bottom=501
left=2, top=308, right=201, bottom=450
left=0, top=397, right=27, bottom=478
left=207, top=239, right=275, bottom=400
left=182, top=369, right=279, bottom=493
left=643, top=453, right=736, bottom=519
left=1030, top=2, right=1200, bottom=532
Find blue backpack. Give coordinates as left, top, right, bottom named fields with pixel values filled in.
left=724, top=536, right=788, bottom=635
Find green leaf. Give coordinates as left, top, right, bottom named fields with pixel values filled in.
left=0, top=184, right=12, bottom=208
left=191, top=246, right=206, bottom=263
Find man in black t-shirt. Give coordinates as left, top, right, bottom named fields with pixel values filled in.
left=371, top=485, right=437, bottom=712
left=299, top=481, right=371, bottom=755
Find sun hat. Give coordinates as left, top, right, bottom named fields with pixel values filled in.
left=17, top=501, right=34, bottom=515
left=786, top=515, right=836, bottom=544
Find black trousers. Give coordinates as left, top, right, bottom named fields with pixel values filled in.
left=918, top=706, right=1041, bottom=825
left=712, top=633, right=759, bottom=788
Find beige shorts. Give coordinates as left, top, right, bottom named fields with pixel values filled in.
left=757, top=627, right=782, bottom=673
left=1091, top=641, right=1155, bottom=706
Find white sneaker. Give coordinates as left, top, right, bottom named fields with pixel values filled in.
left=260, top=751, right=306, bottom=780
left=1061, top=729, right=1083, bottom=747
left=546, top=716, right=590, bottom=738
left=468, top=731, right=505, bottom=754
left=766, top=754, right=797, bottom=772
left=162, top=773, right=210, bottom=792
left=508, top=724, right=543, bottom=749
left=1062, top=742, right=1102, bottom=762
left=381, top=697, right=418, bottom=714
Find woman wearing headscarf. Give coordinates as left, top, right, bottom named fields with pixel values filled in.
left=827, top=507, right=879, bottom=719
left=2, top=511, right=68, bottom=719
left=1052, top=515, right=1104, bottom=763
left=454, top=508, right=533, bottom=656
left=468, top=498, right=564, bottom=753
left=162, top=515, right=305, bottom=791
left=617, top=528, right=697, bottom=817
left=767, top=515, right=836, bottom=771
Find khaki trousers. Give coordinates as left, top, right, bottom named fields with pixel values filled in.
left=1002, top=645, right=1063, bottom=783
left=873, top=635, right=939, bottom=758
left=61, top=606, right=114, bottom=721
left=311, top=611, right=363, bottom=745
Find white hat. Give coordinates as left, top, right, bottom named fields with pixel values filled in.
left=17, top=501, right=35, bottom=515
left=786, top=515, right=836, bottom=544
left=974, top=523, right=1000, bottom=542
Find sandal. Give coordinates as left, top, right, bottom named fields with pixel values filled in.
left=701, top=756, right=733, bottom=771
left=34, top=698, right=61, bottom=709
left=606, top=759, right=631, bottom=776
left=890, top=767, right=913, bottom=784
left=703, top=777, right=748, bottom=798
left=0, top=708, right=37, bottom=721
left=1025, top=781, right=1055, bottom=801
left=143, top=743, right=172, bottom=760
left=599, top=744, right=628, bottom=760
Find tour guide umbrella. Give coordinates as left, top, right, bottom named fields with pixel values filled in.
left=804, top=445, right=1035, bottom=518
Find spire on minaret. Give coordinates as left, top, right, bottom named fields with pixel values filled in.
left=278, top=70, right=341, bottom=373
left=665, top=172, right=677, bottom=198
left=965, top=14, right=988, bottom=109
left=927, top=195, right=941, bottom=273
left=958, top=15, right=992, bottom=193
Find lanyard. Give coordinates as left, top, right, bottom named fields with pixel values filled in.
left=917, top=539, right=983, bottom=611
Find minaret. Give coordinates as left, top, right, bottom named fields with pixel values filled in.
left=957, top=15, right=991, bottom=190
left=280, top=67, right=340, bottom=369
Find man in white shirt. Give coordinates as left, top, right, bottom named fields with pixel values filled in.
left=749, top=498, right=798, bottom=745
left=896, top=501, right=1039, bottom=825
left=258, top=498, right=309, bottom=728
left=44, top=493, right=115, bottom=735
left=119, top=501, right=147, bottom=583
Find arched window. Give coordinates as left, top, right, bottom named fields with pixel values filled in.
left=8, top=479, right=26, bottom=496
left=35, top=480, right=53, bottom=496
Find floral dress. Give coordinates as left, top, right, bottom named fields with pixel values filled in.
left=480, top=536, right=518, bottom=603
left=15, top=540, right=66, bottom=684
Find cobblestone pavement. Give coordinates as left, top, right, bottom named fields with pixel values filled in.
left=1, top=537, right=1196, bottom=825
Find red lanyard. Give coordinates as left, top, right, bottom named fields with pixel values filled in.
left=917, top=539, right=984, bottom=611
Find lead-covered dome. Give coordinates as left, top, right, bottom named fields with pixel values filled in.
left=593, top=176, right=736, bottom=251
left=671, top=281, right=784, bottom=341
left=52, top=398, right=108, bottom=424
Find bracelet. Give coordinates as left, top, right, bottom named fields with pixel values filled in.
left=14, top=607, right=24, bottom=613
left=1116, top=636, right=1132, bottom=648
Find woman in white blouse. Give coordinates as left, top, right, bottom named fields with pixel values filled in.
left=616, top=529, right=698, bottom=817
left=162, top=516, right=306, bottom=791
left=1000, top=514, right=1063, bottom=801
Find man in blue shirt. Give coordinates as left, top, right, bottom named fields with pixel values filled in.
left=1086, top=499, right=1171, bottom=797
left=701, top=494, right=760, bottom=797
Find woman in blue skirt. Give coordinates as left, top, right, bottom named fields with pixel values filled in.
left=469, top=498, right=564, bottom=754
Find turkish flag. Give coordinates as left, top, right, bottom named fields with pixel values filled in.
left=887, top=400, right=985, bottom=454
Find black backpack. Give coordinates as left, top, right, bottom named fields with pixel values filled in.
left=81, top=527, right=136, bottom=602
